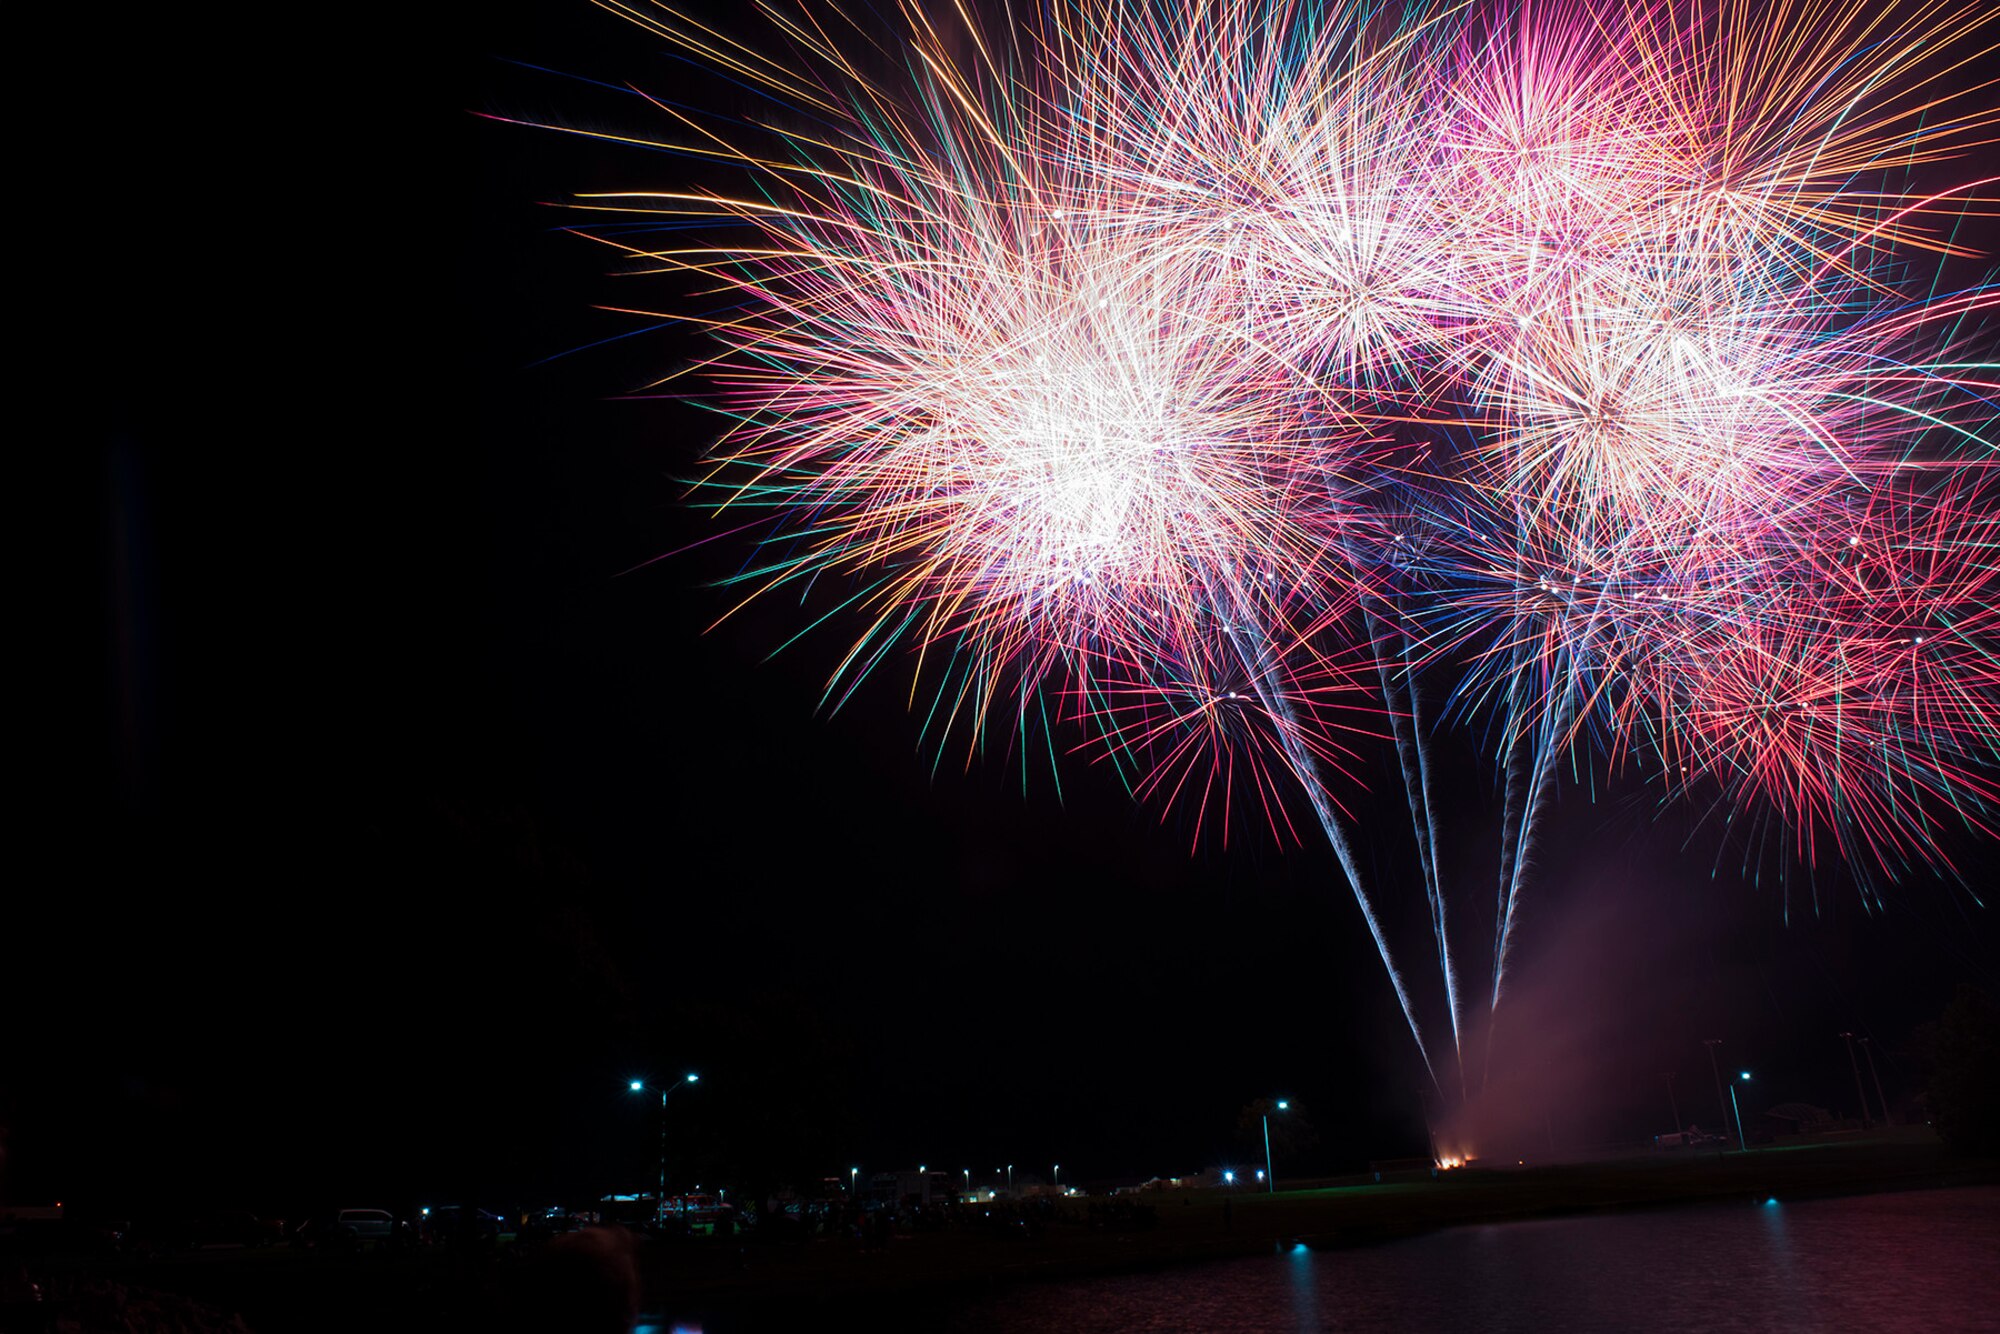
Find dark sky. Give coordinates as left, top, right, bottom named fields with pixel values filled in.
left=18, top=0, right=1997, bottom=1218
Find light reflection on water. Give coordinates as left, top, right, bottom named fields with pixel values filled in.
left=943, top=1187, right=2000, bottom=1332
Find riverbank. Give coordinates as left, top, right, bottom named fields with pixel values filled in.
left=15, top=1137, right=1991, bottom=1332
left=638, top=1135, right=1997, bottom=1329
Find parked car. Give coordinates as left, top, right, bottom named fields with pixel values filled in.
left=654, top=1195, right=740, bottom=1239
left=418, top=1206, right=503, bottom=1247
left=191, top=1211, right=282, bottom=1248
left=290, top=1209, right=401, bottom=1253
left=515, top=1206, right=590, bottom=1243
left=335, top=1209, right=398, bottom=1249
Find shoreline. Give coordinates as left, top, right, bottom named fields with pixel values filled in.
left=16, top=1140, right=1992, bottom=1332
left=641, top=1138, right=1999, bottom=1326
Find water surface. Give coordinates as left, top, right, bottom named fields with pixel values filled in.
left=941, top=1186, right=2000, bottom=1332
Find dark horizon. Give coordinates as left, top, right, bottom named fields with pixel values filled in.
left=17, top=0, right=1999, bottom=1224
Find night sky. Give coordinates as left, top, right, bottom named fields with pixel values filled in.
left=20, top=0, right=1997, bottom=1220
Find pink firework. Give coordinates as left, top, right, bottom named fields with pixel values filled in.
left=511, top=0, right=2000, bottom=1107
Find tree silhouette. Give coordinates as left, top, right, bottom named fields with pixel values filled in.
left=1914, top=986, right=2000, bottom=1156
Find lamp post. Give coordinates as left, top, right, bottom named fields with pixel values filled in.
left=1702, top=1040, right=1727, bottom=1138
left=628, top=1074, right=699, bottom=1229
left=1420, top=1086, right=1441, bottom=1168
left=1661, top=1073, right=1682, bottom=1134
left=1838, top=1033, right=1872, bottom=1127
left=1860, top=1038, right=1890, bottom=1128
left=1728, top=1072, right=1750, bottom=1152
left=1263, top=1100, right=1288, bottom=1194
left=1007, top=1164, right=1014, bottom=1192
left=1053, top=1164, right=1061, bottom=1190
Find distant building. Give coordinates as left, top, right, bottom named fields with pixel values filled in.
left=1367, top=1157, right=1435, bottom=1182
left=868, top=1170, right=954, bottom=1206
left=597, top=1193, right=657, bottom=1226
left=1761, top=1102, right=1837, bottom=1139
left=1120, top=1173, right=1204, bottom=1193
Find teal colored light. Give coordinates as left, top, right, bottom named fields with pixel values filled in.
left=629, top=1080, right=643, bottom=1092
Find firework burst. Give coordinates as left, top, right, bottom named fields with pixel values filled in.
left=506, top=0, right=2000, bottom=1106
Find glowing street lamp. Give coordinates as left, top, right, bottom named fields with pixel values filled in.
left=1729, top=1072, right=1751, bottom=1152
left=1263, top=1100, right=1289, bottom=1193
left=850, top=1166, right=859, bottom=1196
left=627, top=1074, right=700, bottom=1229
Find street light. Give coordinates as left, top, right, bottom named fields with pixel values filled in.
left=850, top=1166, right=859, bottom=1197
left=1859, top=1038, right=1890, bottom=1128
left=627, top=1074, right=700, bottom=1229
left=1263, top=1100, right=1289, bottom=1194
left=1839, top=1033, right=1873, bottom=1128
left=1053, top=1164, right=1061, bottom=1189
left=1728, top=1072, right=1750, bottom=1152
